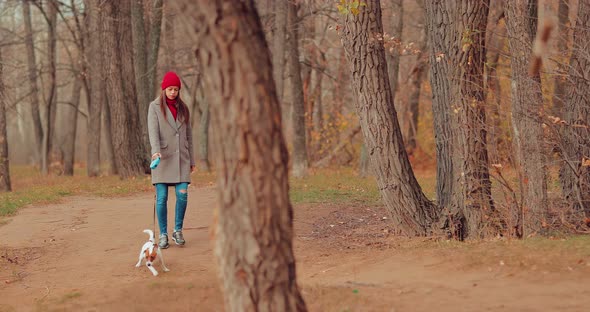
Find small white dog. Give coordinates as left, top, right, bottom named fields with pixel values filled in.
left=135, top=229, right=170, bottom=276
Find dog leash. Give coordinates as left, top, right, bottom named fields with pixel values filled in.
left=153, top=193, right=157, bottom=235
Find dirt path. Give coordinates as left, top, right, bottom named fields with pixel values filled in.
left=1, top=186, right=589, bottom=312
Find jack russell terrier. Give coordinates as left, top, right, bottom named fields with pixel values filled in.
left=135, top=229, right=170, bottom=276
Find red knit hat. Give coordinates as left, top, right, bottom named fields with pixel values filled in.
left=161, top=71, right=181, bottom=90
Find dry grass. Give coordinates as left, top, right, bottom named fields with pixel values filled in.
left=0, top=166, right=217, bottom=217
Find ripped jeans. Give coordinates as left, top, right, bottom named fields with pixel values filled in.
left=155, top=183, right=188, bottom=237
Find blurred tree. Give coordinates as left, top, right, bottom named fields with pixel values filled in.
left=0, top=47, right=11, bottom=192
left=193, top=0, right=307, bottom=310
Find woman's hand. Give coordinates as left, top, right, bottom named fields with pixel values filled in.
left=191, top=165, right=196, bottom=173
left=152, top=152, right=162, bottom=160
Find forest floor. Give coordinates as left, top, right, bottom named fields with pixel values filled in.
left=1, top=185, right=590, bottom=312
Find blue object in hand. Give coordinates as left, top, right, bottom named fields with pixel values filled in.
left=150, top=157, right=160, bottom=169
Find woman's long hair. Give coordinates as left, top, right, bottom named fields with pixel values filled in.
left=159, top=90, right=190, bottom=124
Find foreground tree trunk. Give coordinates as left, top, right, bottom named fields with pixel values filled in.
left=561, top=0, right=590, bottom=218
left=505, top=0, right=548, bottom=235
left=341, top=0, right=439, bottom=236
left=287, top=1, right=308, bottom=178
left=0, top=48, right=11, bottom=192
left=425, top=0, right=495, bottom=238
left=194, top=1, right=307, bottom=311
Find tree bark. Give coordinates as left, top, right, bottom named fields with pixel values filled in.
left=102, top=0, right=146, bottom=178
left=273, top=0, right=288, bottom=121
left=505, top=0, right=548, bottom=235
left=0, top=48, right=11, bottom=192
left=552, top=0, right=570, bottom=118
left=287, top=2, right=308, bottom=178
left=193, top=1, right=307, bottom=311
left=560, top=0, right=590, bottom=218
left=131, top=0, right=152, bottom=165
left=198, top=92, right=211, bottom=172
left=102, top=91, right=118, bottom=175
left=387, top=0, right=403, bottom=99
left=147, top=0, right=163, bottom=95
left=86, top=0, right=103, bottom=177
left=485, top=4, right=506, bottom=164
left=41, top=0, right=58, bottom=175
left=425, top=0, right=495, bottom=238
left=22, top=0, right=43, bottom=167
left=63, top=77, right=82, bottom=176
left=341, top=0, right=439, bottom=236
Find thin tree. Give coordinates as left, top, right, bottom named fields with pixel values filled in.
left=340, top=0, right=439, bottom=236
left=85, top=0, right=103, bottom=177
left=505, top=0, right=548, bottom=235
left=552, top=0, right=570, bottom=118
left=425, top=0, right=495, bottom=238
left=40, top=0, right=58, bottom=175
left=0, top=47, right=11, bottom=192
left=273, top=0, right=288, bottom=120
left=61, top=0, right=87, bottom=176
left=193, top=1, right=307, bottom=310
left=287, top=1, right=308, bottom=178
left=22, top=0, right=43, bottom=168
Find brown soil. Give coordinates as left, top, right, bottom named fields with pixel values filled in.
left=1, top=186, right=589, bottom=312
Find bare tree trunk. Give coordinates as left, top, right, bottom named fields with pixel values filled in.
left=341, top=0, right=439, bottom=236
left=552, top=0, right=570, bottom=118
left=102, top=93, right=117, bottom=175
left=505, top=0, right=548, bottom=235
left=86, top=0, right=103, bottom=177
left=193, top=1, right=307, bottom=311
left=287, top=2, right=308, bottom=178
left=560, top=0, right=590, bottom=218
left=163, top=8, right=176, bottom=72
left=0, top=48, right=11, bottom=192
left=404, top=29, right=427, bottom=155
left=22, top=0, right=43, bottom=167
left=485, top=5, right=506, bottom=164
left=131, top=0, right=152, bottom=166
left=425, top=0, right=495, bottom=238
left=273, top=0, right=288, bottom=120
left=103, top=0, right=146, bottom=178
left=63, top=77, right=82, bottom=176
left=147, top=0, right=163, bottom=95
left=198, top=101, right=210, bottom=172
left=387, top=0, right=403, bottom=99
left=40, top=0, right=58, bottom=175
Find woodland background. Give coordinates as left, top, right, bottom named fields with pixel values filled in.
left=1, top=0, right=590, bottom=310
left=0, top=0, right=590, bottom=238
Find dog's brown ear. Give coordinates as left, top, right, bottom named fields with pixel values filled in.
left=144, top=249, right=150, bottom=259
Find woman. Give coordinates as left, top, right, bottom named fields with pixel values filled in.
left=148, top=71, right=195, bottom=248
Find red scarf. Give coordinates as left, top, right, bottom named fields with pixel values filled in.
left=166, top=98, right=178, bottom=120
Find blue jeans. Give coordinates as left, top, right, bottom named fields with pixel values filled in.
left=155, top=183, right=188, bottom=236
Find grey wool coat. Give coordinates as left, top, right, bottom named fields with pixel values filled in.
left=148, top=98, right=194, bottom=184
